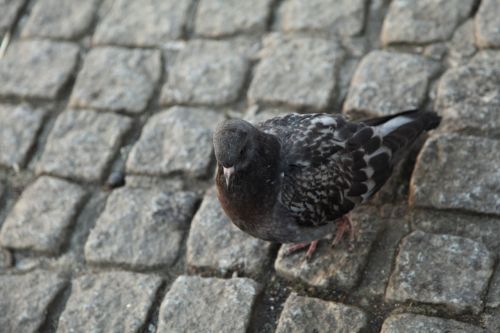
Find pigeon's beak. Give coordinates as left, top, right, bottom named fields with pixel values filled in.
left=223, top=166, right=234, bottom=188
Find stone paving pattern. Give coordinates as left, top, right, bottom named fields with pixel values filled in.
left=0, top=1, right=499, bottom=332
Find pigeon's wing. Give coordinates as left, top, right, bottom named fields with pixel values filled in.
left=259, top=113, right=364, bottom=226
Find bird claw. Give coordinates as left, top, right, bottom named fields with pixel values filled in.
left=331, top=214, right=356, bottom=248
left=284, top=240, right=319, bottom=261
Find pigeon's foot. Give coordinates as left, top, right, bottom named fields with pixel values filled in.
left=331, top=213, right=356, bottom=247
left=284, top=240, right=319, bottom=260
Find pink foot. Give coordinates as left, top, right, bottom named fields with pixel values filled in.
left=331, top=213, right=356, bottom=247
left=284, top=240, right=319, bottom=260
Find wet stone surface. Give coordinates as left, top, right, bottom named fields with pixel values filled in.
left=274, top=206, right=383, bottom=291
left=0, top=176, right=86, bottom=254
left=248, top=33, right=344, bottom=110
left=277, top=0, right=367, bottom=36
left=21, top=0, right=100, bottom=39
left=57, top=272, right=162, bottom=333
left=0, top=271, right=67, bottom=333
left=160, top=40, right=250, bottom=106
left=381, top=0, right=476, bottom=45
left=36, top=109, right=132, bottom=182
left=93, top=0, right=192, bottom=47
left=0, top=104, right=45, bottom=169
left=275, top=293, right=367, bottom=333
left=69, top=47, right=161, bottom=114
left=380, top=313, right=484, bottom=333
left=410, top=134, right=500, bottom=216
left=186, top=188, right=272, bottom=276
left=85, top=187, right=198, bottom=269
left=386, top=231, right=495, bottom=314
left=158, top=275, right=260, bottom=333
left=0, top=40, right=79, bottom=100
left=127, top=107, right=224, bottom=178
left=343, top=50, right=441, bottom=118
left=194, top=0, right=272, bottom=37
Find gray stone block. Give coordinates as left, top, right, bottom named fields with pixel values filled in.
left=381, top=0, right=476, bottom=45
left=448, top=20, right=478, bottom=68
left=70, top=47, right=161, bottom=113
left=412, top=209, right=500, bottom=255
left=0, top=104, right=45, bottom=169
left=158, top=275, right=260, bottom=333
left=0, top=0, right=25, bottom=35
left=21, top=0, right=100, bottom=39
left=195, top=0, right=272, bottom=37
left=0, top=248, right=12, bottom=270
left=37, top=109, right=132, bottom=182
left=410, top=134, right=500, bottom=215
left=93, top=0, right=192, bottom=47
left=85, top=188, right=198, bottom=269
left=437, top=51, right=500, bottom=135
left=343, top=50, right=440, bottom=118
left=475, top=0, right=500, bottom=48
left=386, top=231, right=495, bottom=314
left=277, top=0, right=367, bottom=36
left=380, top=313, right=484, bottom=333
left=274, top=206, right=382, bottom=290
left=0, top=271, right=67, bottom=333
left=248, top=34, right=344, bottom=109
left=483, top=309, right=500, bottom=333
left=160, top=40, right=249, bottom=106
left=57, top=272, right=162, bottom=333
left=127, top=107, right=224, bottom=177
left=0, top=40, right=79, bottom=100
left=186, top=188, right=272, bottom=276
left=276, top=293, right=367, bottom=333
left=487, top=267, right=500, bottom=308
left=0, top=176, right=86, bottom=254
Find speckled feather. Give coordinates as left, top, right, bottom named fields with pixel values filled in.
left=214, top=110, right=440, bottom=243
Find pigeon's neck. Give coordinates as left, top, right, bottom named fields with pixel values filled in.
left=216, top=132, right=281, bottom=234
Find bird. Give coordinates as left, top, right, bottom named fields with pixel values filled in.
left=213, top=110, right=440, bottom=259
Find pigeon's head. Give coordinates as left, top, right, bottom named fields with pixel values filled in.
left=213, top=119, right=257, bottom=186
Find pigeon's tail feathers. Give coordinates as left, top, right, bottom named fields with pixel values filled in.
left=345, top=110, right=441, bottom=201
left=363, top=109, right=441, bottom=134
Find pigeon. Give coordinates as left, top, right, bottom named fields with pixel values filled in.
left=213, top=110, right=440, bottom=258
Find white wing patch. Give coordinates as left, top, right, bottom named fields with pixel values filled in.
left=377, top=116, right=413, bottom=136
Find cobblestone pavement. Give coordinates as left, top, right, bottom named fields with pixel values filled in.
left=0, top=0, right=499, bottom=332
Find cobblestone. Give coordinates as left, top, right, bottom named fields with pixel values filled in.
left=275, top=206, right=382, bottom=291
left=380, top=313, right=484, bottom=333
left=93, top=0, right=192, bottom=47
left=0, top=0, right=497, bottom=330
left=160, top=40, right=249, bottom=106
left=410, top=134, right=500, bottom=215
left=475, top=0, right=500, bottom=48
left=70, top=47, right=160, bottom=113
left=437, top=51, right=500, bottom=136
left=0, top=176, right=86, bottom=254
left=0, top=271, right=67, bottom=333
left=21, top=0, right=100, bottom=39
left=57, top=272, right=161, bottom=333
left=186, top=188, right=272, bottom=276
left=195, top=0, right=272, bottom=37
left=249, top=34, right=344, bottom=110
left=381, top=0, right=476, bottom=45
left=0, top=0, right=25, bottom=35
left=275, top=293, right=367, bottom=333
left=85, top=188, right=198, bottom=269
left=344, top=50, right=440, bottom=118
left=127, top=107, right=223, bottom=177
left=0, top=40, right=79, bottom=100
left=386, top=231, right=495, bottom=314
left=0, top=104, right=45, bottom=169
left=277, top=0, right=367, bottom=36
left=37, top=109, right=132, bottom=182
left=158, top=275, right=260, bottom=333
